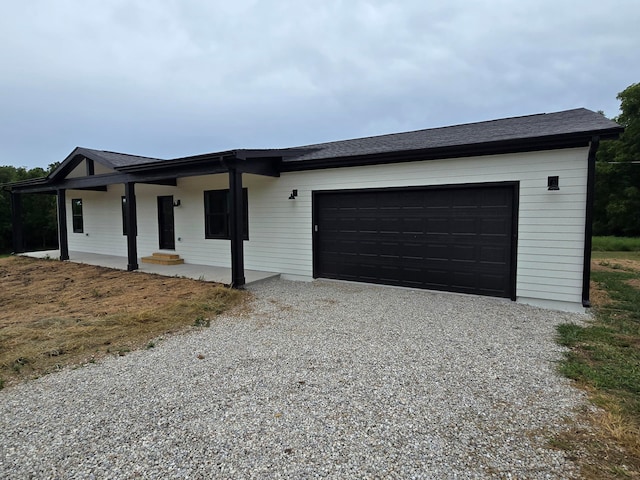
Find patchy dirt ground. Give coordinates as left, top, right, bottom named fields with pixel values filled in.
left=591, top=257, right=640, bottom=306
left=591, top=257, right=640, bottom=273
left=0, top=256, right=244, bottom=387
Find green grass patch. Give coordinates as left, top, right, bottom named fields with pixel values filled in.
left=558, top=270, right=640, bottom=400
left=592, top=236, right=640, bottom=252
left=555, top=261, right=640, bottom=476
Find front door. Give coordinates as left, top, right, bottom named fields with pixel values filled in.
left=157, top=196, right=175, bottom=250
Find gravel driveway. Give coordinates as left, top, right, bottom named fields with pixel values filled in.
left=1, top=279, right=586, bottom=479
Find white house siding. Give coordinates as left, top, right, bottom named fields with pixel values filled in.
left=66, top=146, right=589, bottom=310
left=244, top=148, right=589, bottom=309
left=66, top=188, right=126, bottom=255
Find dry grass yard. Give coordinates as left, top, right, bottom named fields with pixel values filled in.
left=0, top=256, right=245, bottom=388
left=2, top=250, right=639, bottom=478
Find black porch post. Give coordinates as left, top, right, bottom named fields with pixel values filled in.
left=228, top=166, right=245, bottom=288
left=582, top=136, right=600, bottom=308
left=125, top=182, right=138, bottom=271
left=10, top=191, right=25, bottom=253
left=57, top=189, right=69, bottom=260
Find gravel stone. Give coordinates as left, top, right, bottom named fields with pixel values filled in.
left=1, top=279, right=587, bottom=479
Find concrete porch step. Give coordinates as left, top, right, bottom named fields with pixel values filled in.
left=141, top=252, right=185, bottom=265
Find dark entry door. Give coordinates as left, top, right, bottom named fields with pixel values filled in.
left=157, top=196, right=175, bottom=250
left=314, top=184, right=517, bottom=299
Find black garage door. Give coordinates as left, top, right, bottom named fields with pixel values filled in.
left=313, top=184, right=517, bottom=298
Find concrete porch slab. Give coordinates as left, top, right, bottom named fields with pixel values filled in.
left=19, top=250, right=280, bottom=286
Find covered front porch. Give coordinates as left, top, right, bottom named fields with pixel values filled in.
left=21, top=250, right=280, bottom=286
left=5, top=146, right=302, bottom=288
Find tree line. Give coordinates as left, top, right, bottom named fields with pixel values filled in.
left=0, top=165, right=58, bottom=253
left=594, top=82, right=640, bottom=237
left=1, top=84, right=639, bottom=253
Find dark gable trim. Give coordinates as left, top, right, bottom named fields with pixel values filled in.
left=50, top=153, right=87, bottom=181
left=280, top=130, right=622, bottom=172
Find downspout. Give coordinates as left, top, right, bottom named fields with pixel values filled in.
left=582, top=136, right=599, bottom=308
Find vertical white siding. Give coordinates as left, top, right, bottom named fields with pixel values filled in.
left=66, top=147, right=589, bottom=308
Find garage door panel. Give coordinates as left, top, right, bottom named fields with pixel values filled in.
left=480, top=245, right=510, bottom=262
left=481, top=218, right=510, bottom=235
left=452, top=270, right=476, bottom=288
left=426, top=218, right=450, bottom=233
left=452, top=244, right=476, bottom=261
left=315, top=185, right=515, bottom=298
left=451, top=218, right=478, bottom=234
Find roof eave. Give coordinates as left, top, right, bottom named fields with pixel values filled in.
left=1, top=176, right=50, bottom=191
left=280, top=128, right=624, bottom=172
left=117, top=148, right=310, bottom=174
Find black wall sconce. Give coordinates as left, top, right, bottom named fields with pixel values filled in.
left=288, top=189, right=298, bottom=200
left=173, top=199, right=181, bottom=207
left=547, top=176, right=559, bottom=191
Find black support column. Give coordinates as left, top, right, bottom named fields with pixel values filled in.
left=57, top=189, right=69, bottom=260
left=228, top=165, right=245, bottom=288
left=125, top=182, right=138, bottom=271
left=582, top=136, right=599, bottom=308
left=10, top=192, right=25, bottom=254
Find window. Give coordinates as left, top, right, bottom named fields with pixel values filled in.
left=204, top=188, right=248, bottom=240
left=71, top=199, right=83, bottom=233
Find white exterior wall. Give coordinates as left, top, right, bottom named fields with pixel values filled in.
left=66, top=147, right=589, bottom=310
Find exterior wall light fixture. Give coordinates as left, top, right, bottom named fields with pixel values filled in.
left=173, top=199, right=181, bottom=207
left=288, top=189, right=298, bottom=200
left=547, top=176, right=559, bottom=191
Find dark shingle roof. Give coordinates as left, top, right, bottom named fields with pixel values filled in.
left=7, top=108, right=623, bottom=189
left=282, top=108, right=621, bottom=162
left=77, top=148, right=165, bottom=168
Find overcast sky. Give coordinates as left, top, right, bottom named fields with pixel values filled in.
left=1, top=0, right=638, bottom=169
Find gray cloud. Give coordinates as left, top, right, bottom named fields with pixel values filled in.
left=1, top=0, right=638, bottom=168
